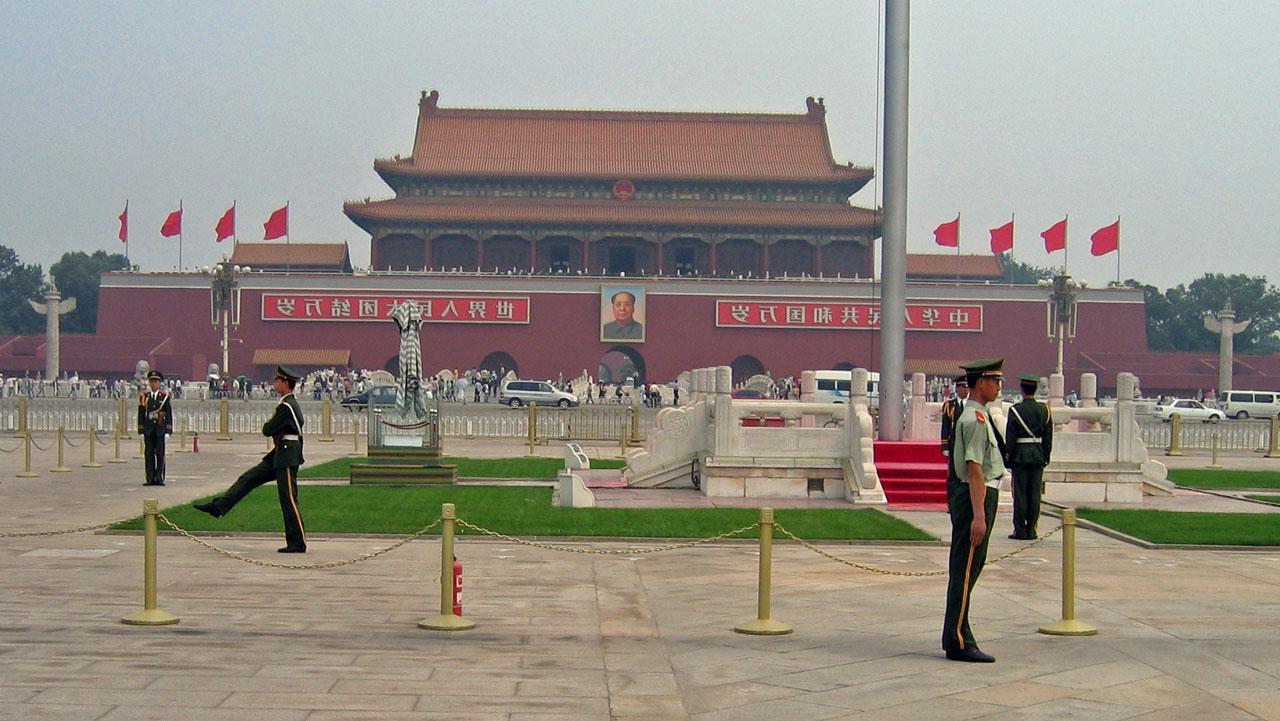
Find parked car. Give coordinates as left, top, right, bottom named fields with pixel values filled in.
left=499, top=380, right=578, bottom=407
left=340, top=385, right=398, bottom=412
left=1154, top=398, right=1224, bottom=423
left=1216, top=390, right=1280, bottom=419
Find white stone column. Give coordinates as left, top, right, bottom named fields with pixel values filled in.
left=712, top=366, right=734, bottom=456
left=799, top=370, right=816, bottom=403
left=905, top=372, right=929, bottom=439
left=1114, top=372, right=1137, bottom=463
left=1048, top=373, right=1065, bottom=409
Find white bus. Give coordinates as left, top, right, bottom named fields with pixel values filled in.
left=813, top=370, right=880, bottom=407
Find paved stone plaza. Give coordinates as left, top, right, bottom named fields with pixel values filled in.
left=1, top=433, right=1278, bottom=720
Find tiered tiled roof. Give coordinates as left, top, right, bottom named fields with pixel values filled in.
left=228, top=243, right=352, bottom=272
left=372, top=91, right=872, bottom=187
left=905, top=254, right=1004, bottom=281
left=345, top=197, right=879, bottom=233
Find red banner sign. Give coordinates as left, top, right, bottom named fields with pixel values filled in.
left=261, top=293, right=530, bottom=323
left=715, top=301, right=982, bottom=331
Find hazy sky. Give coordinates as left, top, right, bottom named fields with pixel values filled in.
left=2, top=1, right=1276, bottom=289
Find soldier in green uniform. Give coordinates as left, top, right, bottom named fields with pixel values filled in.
left=1005, top=373, right=1053, bottom=540
left=195, top=366, right=308, bottom=553
left=939, top=375, right=968, bottom=458
left=942, top=358, right=1006, bottom=663
left=137, top=370, right=173, bottom=486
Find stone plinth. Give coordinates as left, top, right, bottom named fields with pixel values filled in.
left=702, top=463, right=844, bottom=499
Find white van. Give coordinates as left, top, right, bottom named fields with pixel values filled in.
left=1215, top=390, right=1280, bottom=419
left=813, top=370, right=880, bottom=408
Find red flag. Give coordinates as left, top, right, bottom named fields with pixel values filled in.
left=160, top=207, right=183, bottom=237
left=933, top=216, right=959, bottom=248
left=1042, top=218, right=1067, bottom=253
left=1090, top=220, right=1119, bottom=256
left=215, top=205, right=235, bottom=242
left=989, top=220, right=1014, bottom=254
left=263, top=205, right=288, bottom=240
left=117, top=203, right=128, bottom=243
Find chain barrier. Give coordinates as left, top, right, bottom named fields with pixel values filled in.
left=0, top=439, right=21, bottom=453
left=28, top=435, right=52, bottom=452
left=454, top=518, right=760, bottom=555
left=771, top=523, right=1063, bottom=577
left=156, top=513, right=442, bottom=570
left=93, top=430, right=115, bottom=444
left=64, top=433, right=87, bottom=448
left=0, top=517, right=131, bottom=538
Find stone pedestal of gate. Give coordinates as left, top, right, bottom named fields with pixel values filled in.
left=349, top=403, right=457, bottom=484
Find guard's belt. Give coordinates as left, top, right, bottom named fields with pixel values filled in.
left=281, top=434, right=301, bottom=441
left=1016, top=437, right=1041, bottom=444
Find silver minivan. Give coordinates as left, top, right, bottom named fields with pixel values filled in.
left=499, top=380, right=579, bottom=407
left=1216, top=390, right=1280, bottom=419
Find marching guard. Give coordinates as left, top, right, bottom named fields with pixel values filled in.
left=137, top=370, right=173, bottom=486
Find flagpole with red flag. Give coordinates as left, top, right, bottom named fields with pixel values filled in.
left=1089, top=217, right=1121, bottom=284
left=989, top=214, right=1014, bottom=255
left=160, top=201, right=184, bottom=269
left=1041, top=215, right=1068, bottom=272
left=215, top=202, right=236, bottom=244
left=263, top=202, right=290, bottom=272
left=117, top=201, right=129, bottom=266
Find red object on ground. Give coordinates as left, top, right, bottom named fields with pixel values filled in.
left=192, top=433, right=199, bottom=453
left=452, top=559, right=463, bottom=616
left=873, top=440, right=949, bottom=508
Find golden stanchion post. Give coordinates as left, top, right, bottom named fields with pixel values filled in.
left=117, top=397, right=127, bottom=439
left=1165, top=413, right=1183, bottom=456
left=109, top=426, right=127, bottom=463
left=319, top=399, right=334, bottom=442
left=173, top=417, right=187, bottom=454
left=1208, top=432, right=1222, bottom=469
left=83, top=422, right=103, bottom=468
left=135, top=433, right=145, bottom=459
left=51, top=426, right=72, bottom=472
left=350, top=417, right=362, bottom=455
left=17, top=430, right=38, bottom=477
left=734, top=507, right=792, bottom=635
left=1268, top=415, right=1280, bottom=459
left=1039, top=509, right=1097, bottom=636
left=121, top=499, right=180, bottom=626
left=216, top=398, right=233, bottom=441
left=419, top=503, right=476, bottom=631
left=629, top=404, right=639, bottom=444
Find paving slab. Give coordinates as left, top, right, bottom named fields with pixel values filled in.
left=2, top=436, right=1279, bottom=719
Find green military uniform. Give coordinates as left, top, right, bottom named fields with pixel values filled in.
left=196, top=366, right=308, bottom=552
left=943, top=359, right=1006, bottom=662
left=1005, top=374, right=1053, bottom=540
left=137, top=370, right=173, bottom=486
left=939, top=375, right=968, bottom=458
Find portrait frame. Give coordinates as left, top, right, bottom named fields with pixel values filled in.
left=600, top=285, right=646, bottom=343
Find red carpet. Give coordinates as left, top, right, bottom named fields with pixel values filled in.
left=873, top=440, right=949, bottom=509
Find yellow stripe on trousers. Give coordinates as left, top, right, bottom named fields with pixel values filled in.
left=955, top=545, right=976, bottom=650
left=286, top=468, right=306, bottom=542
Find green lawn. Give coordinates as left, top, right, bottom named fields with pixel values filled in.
left=113, top=485, right=933, bottom=541
left=1168, top=469, right=1280, bottom=490
left=1076, top=508, right=1280, bottom=546
left=300, top=456, right=626, bottom=480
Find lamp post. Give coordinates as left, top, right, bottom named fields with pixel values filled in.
left=205, top=261, right=246, bottom=377
left=1039, top=273, right=1082, bottom=376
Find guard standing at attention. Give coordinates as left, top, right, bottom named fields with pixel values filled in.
left=939, top=375, right=969, bottom=458
left=194, top=366, right=308, bottom=553
left=1005, top=373, right=1053, bottom=540
left=137, top=370, right=173, bottom=486
left=942, top=358, right=1006, bottom=663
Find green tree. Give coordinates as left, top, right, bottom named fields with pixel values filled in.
left=49, top=250, right=129, bottom=334
left=0, top=245, right=44, bottom=335
left=999, top=257, right=1056, bottom=285
left=1133, top=274, right=1280, bottom=355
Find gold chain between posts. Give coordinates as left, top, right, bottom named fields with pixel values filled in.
left=156, top=514, right=442, bottom=570
left=454, top=518, right=760, bottom=555
left=63, top=434, right=87, bottom=448
left=772, top=523, right=1063, bottom=577
left=0, top=440, right=22, bottom=453
left=27, top=435, right=52, bottom=452
left=0, top=518, right=130, bottom=538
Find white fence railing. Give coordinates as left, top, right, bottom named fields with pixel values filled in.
left=0, top=398, right=653, bottom=441
left=1137, top=417, right=1270, bottom=452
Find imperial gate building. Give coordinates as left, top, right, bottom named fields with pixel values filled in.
left=7, top=91, right=1272, bottom=395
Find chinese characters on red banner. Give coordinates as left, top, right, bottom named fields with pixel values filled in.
left=715, top=301, right=982, bottom=331
left=261, top=294, right=530, bottom=323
